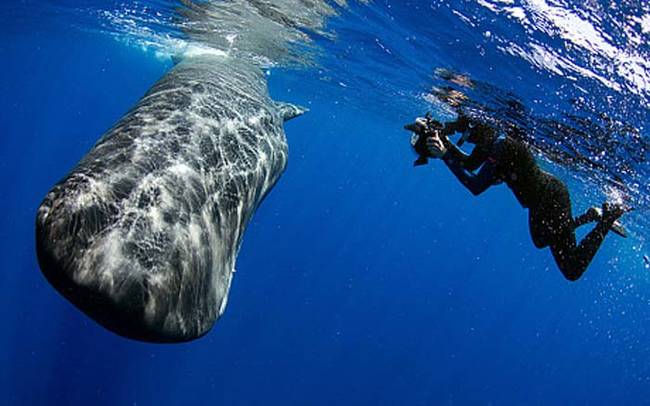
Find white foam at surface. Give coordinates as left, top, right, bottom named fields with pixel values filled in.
left=476, top=0, right=650, bottom=101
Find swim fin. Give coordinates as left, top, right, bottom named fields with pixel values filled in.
left=610, top=220, right=628, bottom=238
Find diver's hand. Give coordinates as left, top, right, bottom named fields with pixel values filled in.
left=425, top=135, right=447, bottom=159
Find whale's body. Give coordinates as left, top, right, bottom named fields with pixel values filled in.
left=36, top=56, right=304, bottom=342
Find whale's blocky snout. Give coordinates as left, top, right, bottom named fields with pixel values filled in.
left=35, top=192, right=218, bottom=343
left=37, top=199, right=178, bottom=343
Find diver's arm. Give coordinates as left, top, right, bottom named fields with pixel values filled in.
left=440, top=136, right=470, bottom=161
left=440, top=115, right=470, bottom=136
left=442, top=155, right=497, bottom=196
left=438, top=137, right=487, bottom=171
left=462, top=146, right=488, bottom=171
left=438, top=115, right=488, bottom=167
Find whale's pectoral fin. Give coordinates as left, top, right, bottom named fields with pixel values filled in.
left=276, top=102, right=308, bottom=122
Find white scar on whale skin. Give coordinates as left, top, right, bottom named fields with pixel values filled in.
left=36, top=55, right=305, bottom=342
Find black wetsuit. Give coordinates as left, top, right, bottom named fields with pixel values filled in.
left=440, top=124, right=615, bottom=281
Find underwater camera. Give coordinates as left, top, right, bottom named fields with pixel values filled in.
left=404, top=112, right=444, bottom=166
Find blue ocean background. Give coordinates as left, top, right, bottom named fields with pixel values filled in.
left=1, top=0, right=649, bottom=404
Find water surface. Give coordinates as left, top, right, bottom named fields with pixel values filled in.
left=1, top=0, right=649, bottom=404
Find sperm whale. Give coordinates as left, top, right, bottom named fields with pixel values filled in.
left=36, top=55, right=305, bottom=342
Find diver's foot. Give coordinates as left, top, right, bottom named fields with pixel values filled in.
left=585, top=206, right=602, bottom=222
left=601, top=203, right=630, bottom=238
left=611, top=222, right=629, bottom=238
left=602, top=203, right=628, bottom=221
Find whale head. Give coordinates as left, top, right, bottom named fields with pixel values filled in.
left=36, top=56, right=299, bottom=342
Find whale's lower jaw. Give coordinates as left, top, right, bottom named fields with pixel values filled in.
left=35, top=56, right=294, bottom=343
left=35, top=190, right=241, bottom=343
left=36, top=229, right=210, bottom=343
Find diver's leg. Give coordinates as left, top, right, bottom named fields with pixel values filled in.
left=549, top=229, right=580, bottom=281
left=550, top=204, right=625, bottom=281
left=529, top=176, right=571, bottom=249
left=573, top=207, right=600, bottom=230
left=550, top=223, right=605, bottom=281
left=529, top=209, right=550, bottom=249
left=530, top=176, right=624, bottom=280
left=573, top=206, right=628, bottom=237
left=535, top=177, right=589, bottom=280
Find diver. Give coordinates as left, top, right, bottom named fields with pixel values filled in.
left=405, top=114, right=628, bottom=281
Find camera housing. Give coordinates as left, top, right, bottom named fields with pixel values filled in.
left=404, top=113, right=444, bottom=166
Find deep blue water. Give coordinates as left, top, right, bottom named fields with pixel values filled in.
left=1, top=1, right=649, bottom=404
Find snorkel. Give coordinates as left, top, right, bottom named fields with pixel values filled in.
left=404, top=112, right=444, bottom=166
